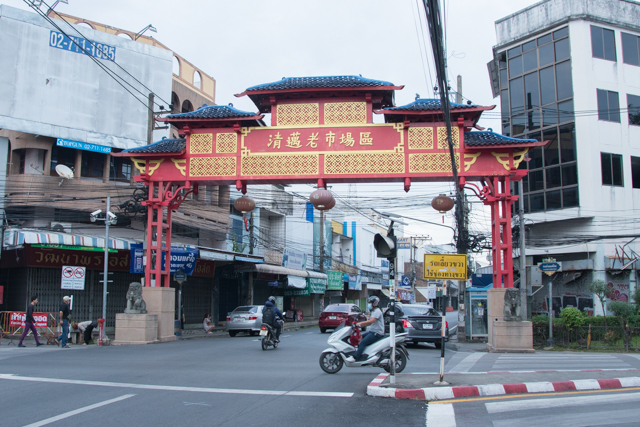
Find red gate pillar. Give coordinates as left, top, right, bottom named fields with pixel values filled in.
left=486, top=176, right=516, bottom=288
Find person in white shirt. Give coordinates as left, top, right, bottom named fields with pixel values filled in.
left=203, top=313, right=214, bottom=333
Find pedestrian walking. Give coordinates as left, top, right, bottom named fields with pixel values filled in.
left=18, top=296, right=44, bottom=347
left=77, top=320, right=98, bottom=345
left=56, top=296, right=71, bottom=348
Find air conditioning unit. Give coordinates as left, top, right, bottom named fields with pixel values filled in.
left=50, top=222, right=72, bottom=233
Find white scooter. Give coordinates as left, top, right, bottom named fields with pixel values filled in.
left=319, top=322, right=409, bottom=374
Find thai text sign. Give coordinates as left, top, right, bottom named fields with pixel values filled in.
left=10, top=312, right=48, bottom=328
left=327, top=270, right=343, bottom=291
left=282, top=248, right=306, bottom=271
left=61, top=266, right=86, bottom=290
left=423, top=254, right=467, bottom=280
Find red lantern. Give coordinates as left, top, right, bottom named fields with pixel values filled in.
left=234, top=196, right=256, bottom=213
left=431, top=194, right=454, bottom=213
left=310, top=189, right=334, bottom=211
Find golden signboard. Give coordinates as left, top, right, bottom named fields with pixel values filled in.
left=423, top=254, right=467, bottom=280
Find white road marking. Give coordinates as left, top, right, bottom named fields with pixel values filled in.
left=485, top=391, right=640, bottom=413
left=426, top=402, right=456, bottom=426
left=183, top=402, right=211, bottom=407
left=0, top=373, right=353, bottom=398
left=22, top=394, right=135, bottom=427
left=446, top=352, right=484, bottom=373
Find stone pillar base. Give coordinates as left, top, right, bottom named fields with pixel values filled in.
left=113, top=313, right=158, bottom=345
left=487, top=320, right=535, bottom=353
left=142, top=286, right=177, bottom=343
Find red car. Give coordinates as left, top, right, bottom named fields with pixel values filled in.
left=319, top=303, right=367, bottom=333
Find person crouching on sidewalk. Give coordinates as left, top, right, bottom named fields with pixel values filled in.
left=77, top=320, right=98, bottom=345
left=18, top=296, right=43, bottom=348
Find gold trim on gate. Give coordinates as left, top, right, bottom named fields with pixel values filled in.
left=189, top=157, right=236, bottom=176
left=216, top=133, right=237, bottom=154
left=436, top=127, right=459, bottom=149
left=408, top=127, right=434, bottom=150
left=324, top=102, right=367, bottom=124
left=277, top=103, right=319, bottom=126
left=131, top=157, right=164, bottom=176
left=190, top=133, right=213, bottom=154
left=492, top=152, right=511, bottom=170
left=463, top=152, right=481, bottom=172
left=324, top=152, right=404, bottom=175
left=512, top=148, right=529, bottom=169
left=241, top=154, right=318, bottom=176
left=171, top=158, right=187, bottom=176
left=409, top=153, right=460, bottom=173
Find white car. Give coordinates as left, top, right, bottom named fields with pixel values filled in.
left=225, top=305, right=264, bottom=337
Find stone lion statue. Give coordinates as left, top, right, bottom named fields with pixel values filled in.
left=124, top=282, right=147, bottom=314
left=503, top=288, right=522, bottom=321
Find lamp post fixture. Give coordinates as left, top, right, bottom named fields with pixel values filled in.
left=90, top=197, right=117, bottom=322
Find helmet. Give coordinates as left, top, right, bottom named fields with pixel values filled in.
left=267, top=296, right=276, bottom=304
left=367, top=296, right=380, bottom=307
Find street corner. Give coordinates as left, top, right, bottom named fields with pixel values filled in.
left=366, top=372, right=640, bottom=401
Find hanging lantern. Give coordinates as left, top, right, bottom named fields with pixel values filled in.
left=234, top=196, right=256, bottom=213
left=431, top=194, right=455, bottom=213
left=309, top=189, right=335, bottom=211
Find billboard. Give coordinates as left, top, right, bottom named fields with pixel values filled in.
left=0, top=6, right=172, bottom=149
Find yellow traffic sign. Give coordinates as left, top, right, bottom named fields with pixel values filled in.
left=423, top=254, right=467, bottom=280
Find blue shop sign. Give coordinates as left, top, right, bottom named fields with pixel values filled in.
left=57, top=138, right=111, bottom=154
left=130, top=243, right=198, bottom=275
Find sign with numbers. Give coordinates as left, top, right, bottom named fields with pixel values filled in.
left=49, top=30, right=116, bottom=61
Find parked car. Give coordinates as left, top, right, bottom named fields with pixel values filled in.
left=226, top=305, right=263, bottom=337
left=318, top=303, right=367, bottom=333
left=384, top=303, right=449, bottom=348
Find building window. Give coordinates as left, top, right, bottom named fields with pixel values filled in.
left=601, top=152, right=623, bottom=186
left=502, top=27, right=577, bottom=213
left=181, top=100, right=193, bottom=113
left=50, top=145, right=76, bottom=175
left=173, top=223, right=199, bottom=239
left=591, top=25, right=616, bottom=61
left=171, top=92, right=180, bottom=113
left=110, top=153, right=131, bottom=182
left=597, top=89, right=620, bottom=122
left=631, top=156, right=640, bottom=189
left=621, top=32, right=640, bottom=66
left=81, top=151, right=105, bottom=178
left=628, top=94, right=640, bottom=125
left=193, top=71, right=202, bottom=89
left=172, top=56, right=181, bottom=76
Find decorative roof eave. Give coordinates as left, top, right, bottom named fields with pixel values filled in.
left=235, top=85, right=404, bottom=98
left=158, top=114, right=265, bottom=125
left=463, top=131, right=549, bottom=149
left=375, top=105, right=495, bottom=115
left=112, top=138, right=186, bottom=158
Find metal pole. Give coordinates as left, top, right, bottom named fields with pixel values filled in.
left=319, top=210, right=324, bottom=273
left=390, top=257, right=397, bottom=384
left=147, top=93, right=154, bottom=145
left=547, top=274, right=554, bottom=347
left=102, top=197, right=111, bottom=322
left=439, top=313, right=446, bottom=382
left=178, top=282, right=182, bottom=329
left=456, top=75, right=462, bottom=104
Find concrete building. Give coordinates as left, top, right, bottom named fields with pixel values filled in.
left=490, top=0, right=640, bottom=316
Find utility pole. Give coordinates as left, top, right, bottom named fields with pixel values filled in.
left=456, top=193, right=469, bottom=342
left=456, top=75, right=462, bottom=104
left=147, top=93, right=155, bottom=145
left=249, top=212, right=254, bottom=255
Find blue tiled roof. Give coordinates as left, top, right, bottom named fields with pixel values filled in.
left=166, top=104, right=258, bottom=119
left=464, top=131, right=538, bottom=146
left=243, top=75, right=397, bottom=92
left=123, top=138, right=186, bottom=153
left=385, top=98, right=479, bottom=111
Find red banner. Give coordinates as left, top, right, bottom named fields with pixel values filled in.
left=10, top=311, right=48, bottom=328
left=0, top=285, right=3, bottom=304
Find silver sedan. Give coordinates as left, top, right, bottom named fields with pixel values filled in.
left=225, top=305, right=264, bottom=337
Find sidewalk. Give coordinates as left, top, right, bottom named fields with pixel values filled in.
left=178, top=318, right=319, bottom=340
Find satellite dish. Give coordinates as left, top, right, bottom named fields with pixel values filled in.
left=55, top=164, right=74, bottom=179
left=55, top=164, right=74, bottom=186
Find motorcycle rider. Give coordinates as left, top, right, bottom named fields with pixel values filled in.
left=346, top=296, right=384, bottom=362
left=263, top=296, right=285, bottom=342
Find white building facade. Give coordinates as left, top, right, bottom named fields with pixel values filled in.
left=492, top=0, right=640, bottom=316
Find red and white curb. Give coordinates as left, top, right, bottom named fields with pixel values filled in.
left=367, top=373, right=640, bottom=401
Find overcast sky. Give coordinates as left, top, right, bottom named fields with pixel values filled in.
left=3, top=0, right=540, bottom=253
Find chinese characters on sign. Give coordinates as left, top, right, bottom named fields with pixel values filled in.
left=266, top=130, right=374, bottom=150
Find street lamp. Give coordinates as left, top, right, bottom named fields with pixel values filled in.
left=90, top=197, right=117, bottom=323
left=135, top=24, right=157, bottom=40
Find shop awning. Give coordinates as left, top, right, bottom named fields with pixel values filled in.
left=253, top=263, right=328, bottom=280
left=381, top=289, right=390, bottom=297
left=199, top=250, right=235, bottom=261
left=367, top=283, right=382, bottom=290
left=3, top=228, right=136, bottom=250
left=235, top=256, right=263, bottom=263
